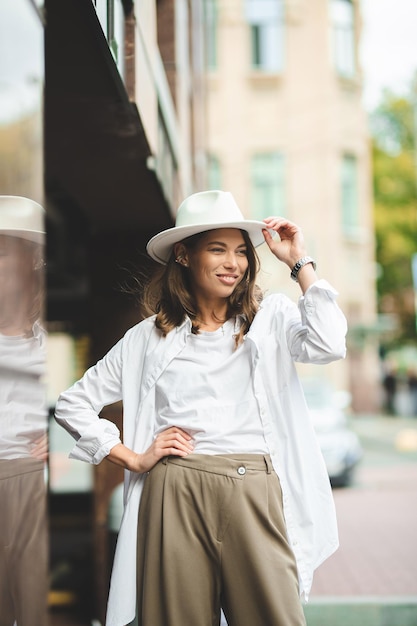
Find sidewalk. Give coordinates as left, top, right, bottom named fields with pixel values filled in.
left=350, top=413, right=417, bottom=456
left=304, top=413, right=417, bottom=626
left=304, top=597, right=417, bottom=626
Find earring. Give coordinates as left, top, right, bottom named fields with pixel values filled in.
left=175, top=256, right=183, bottom=264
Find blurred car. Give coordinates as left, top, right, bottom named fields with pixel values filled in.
left=302, top=380, right=362, bottom=487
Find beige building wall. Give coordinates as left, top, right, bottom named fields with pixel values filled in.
left=206, top=0, right=379, bottom=411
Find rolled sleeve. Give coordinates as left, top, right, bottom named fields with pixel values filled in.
left=69, top=419, right=122, bottom=465
left=55, top=338, right=124, bottom=465
left=299, top=279, right=339, bottom=308
left=290, top=279, right=347, bottom=363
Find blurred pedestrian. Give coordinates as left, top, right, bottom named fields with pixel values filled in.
left=407, top=368, right=417, bottom=417
left=0, top=196, right=48, bottom=626
left=382, top=367, right=397, bottom=415
left=55, top=190, right=347, bottom=626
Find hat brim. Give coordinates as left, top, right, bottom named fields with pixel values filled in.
left=146, top=220, right=273, bottom=264
left=0, top=229, right=45, bottom=244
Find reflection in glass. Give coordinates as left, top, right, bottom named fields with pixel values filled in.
left=0, top=196, right=48, bottom=625
left=0, top=0, right=44, bottom=202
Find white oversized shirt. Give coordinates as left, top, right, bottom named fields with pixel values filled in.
left=55, top=279, right=347, bottom=626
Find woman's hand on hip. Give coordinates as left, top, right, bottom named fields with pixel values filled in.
left=138, top=427, right=194, bottom=473
left=107, top=426, right=194, bottom=474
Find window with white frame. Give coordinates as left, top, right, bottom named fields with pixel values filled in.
left=341, top=154, right=359, bottom=234
left=331, top=0, right=356, bottom=78
left=250, top=152, right=285, bottom=220
left=244, top=0, right=284, bottom=72
left=205, top=0, right=218, bottom=70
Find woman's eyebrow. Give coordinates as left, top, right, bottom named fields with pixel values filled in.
left=206, top=240, right=247, bottom=248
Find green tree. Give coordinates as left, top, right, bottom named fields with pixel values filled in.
left=371, top=90, right=417, bottom=345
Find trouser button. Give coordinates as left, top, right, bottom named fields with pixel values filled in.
left=237, top=466, right=246, bottom=476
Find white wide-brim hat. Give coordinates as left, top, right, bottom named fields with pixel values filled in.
left=147, top=190, right=273, bottom=264
left=0, top=196, right=45, bottom=244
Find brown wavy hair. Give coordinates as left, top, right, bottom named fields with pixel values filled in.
left=141, top=229, right=263, bottom=347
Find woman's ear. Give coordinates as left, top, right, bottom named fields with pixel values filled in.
left=174, top=243, right=188, bottom=267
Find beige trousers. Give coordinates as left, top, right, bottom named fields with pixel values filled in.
left=136, top=453, right=306, bottom=626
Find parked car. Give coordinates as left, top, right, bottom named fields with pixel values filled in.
left=302, top=380, right=362, bottom=487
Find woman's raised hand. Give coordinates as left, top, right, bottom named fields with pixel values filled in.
left=262, top=217, right=307, bottom=268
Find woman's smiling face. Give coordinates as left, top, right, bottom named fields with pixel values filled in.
left=181, top=228, right=249, bottom=305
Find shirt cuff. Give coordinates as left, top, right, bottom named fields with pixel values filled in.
left=68, top=419, right=121, bottom=465
left=300, top=279, right=339, bottom=300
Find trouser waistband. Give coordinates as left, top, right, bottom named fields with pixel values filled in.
left=0, top=457, right=44, bottom=480
left=161, top=453, right=274, bottom=477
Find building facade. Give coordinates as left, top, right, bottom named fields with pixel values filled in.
left=205, top=0, right=379, bottom=411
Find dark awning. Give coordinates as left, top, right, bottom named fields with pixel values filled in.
left=44, top=0, right=173, bottom=235
left=44, top=0, right=175, bottom=325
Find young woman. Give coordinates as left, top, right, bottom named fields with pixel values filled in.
left=55, top=190, right=347, bottom=626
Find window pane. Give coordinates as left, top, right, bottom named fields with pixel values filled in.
left=341, top=154, right=359, bottom=232
left=250, top=153, right=285, bottom=220
left=262, top=23, right=284, bottom=71
left=245, top=0, right=284, bottom=72
left=94, top=0, right=108, bottom=37
left=207, top=154, right=222, bottom=190
left=245, top=0, right=283, bottom=22
left=332, top=0, right=353, bottom=25
left=205, top=0, right=218, bottom=69
left=331, top=0, right=355, bottom=78
left=251, top=25, right=262, bottom=67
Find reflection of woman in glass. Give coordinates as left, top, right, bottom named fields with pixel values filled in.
left=0, top=196, right=47, bottom=626
left=56, top=191, right=347, bottom=626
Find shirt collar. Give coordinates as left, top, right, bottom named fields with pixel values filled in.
left=176, top=316, right=193, bottom=334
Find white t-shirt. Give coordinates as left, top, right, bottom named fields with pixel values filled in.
left=154, top=318, right=269, bottom=454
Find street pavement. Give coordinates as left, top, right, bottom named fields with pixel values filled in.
left=304, top=413, right=417, bottom=626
